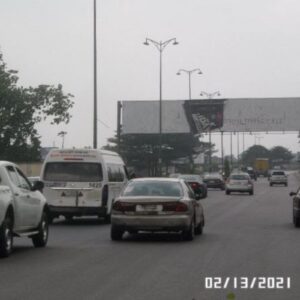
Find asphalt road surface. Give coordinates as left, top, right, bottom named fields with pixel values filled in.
left=1, top=173, right=300, bottom=300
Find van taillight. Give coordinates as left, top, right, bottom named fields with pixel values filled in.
left=102, top=185, right=108, bottom=207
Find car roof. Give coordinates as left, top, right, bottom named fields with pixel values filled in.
left=130, top=177, right=182, bottom=183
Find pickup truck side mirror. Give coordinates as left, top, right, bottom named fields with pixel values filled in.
left=32, top=181, right=44, bottom=193
left=289, top=191, right=297, bottom=197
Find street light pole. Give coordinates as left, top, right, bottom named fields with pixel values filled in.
left=58, top=131, right=67, bottom=149
left=144, top=37, right=179, bottom=176
left=200, top=91, right=221, bottom=172
left=93, top=0, right=98, bottom=149
left=176, top=68, right=202, bottom=100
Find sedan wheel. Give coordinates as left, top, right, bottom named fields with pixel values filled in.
left=182, top=220, right=195, bottom=241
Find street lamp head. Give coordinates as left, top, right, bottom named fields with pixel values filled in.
left=143, top=41, right=149, bottom=46
left=176, top=71, right=181, bottom=75
left=173, top=40, right=179, bottom=45
left=198, top=70, right=202, bottom=75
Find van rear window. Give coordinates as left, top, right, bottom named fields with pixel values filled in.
left=44, top=162, right=103, bottom=182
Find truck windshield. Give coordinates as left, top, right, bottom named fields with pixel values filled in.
left=44, top=162, right=103, bottom=182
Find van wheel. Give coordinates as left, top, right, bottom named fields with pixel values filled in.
left=32, top=212, right=49, bottom=248
left=64, top=215, right=73, bottom=222
left=294, top=216, right=300, bottom=228
left=226, top=190, right=230, bottom=195
left=0, top=214, right=13, bottom=258
left=104, top=214, right=111, bottom=224
left=111, top=225, right=124, bottom=241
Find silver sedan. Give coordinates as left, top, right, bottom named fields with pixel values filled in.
left=110, top=178, right=205, bottom=241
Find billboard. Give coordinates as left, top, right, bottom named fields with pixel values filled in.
left=121, top=98, right=300, bottom=134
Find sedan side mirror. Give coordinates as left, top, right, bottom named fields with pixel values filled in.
left=289, top=191, right=297, bottom=197
left=32, top=181, right=44, bottom=193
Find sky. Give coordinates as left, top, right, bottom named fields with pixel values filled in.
left=1, top=0, right=300, bottom=157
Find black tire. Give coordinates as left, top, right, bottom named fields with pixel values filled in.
left=249, top=190, right=254, bottom=195
left=226, top=190, right=230, bottom=195
left=270, top=183, right=273, bottom=187
left=285, top=183, right=288, bottom=187
left=0, top=214, right=13, bottom=258
left=194, top=217, right=203, bottom=235
left=64, top=215, right=73, bottom=222
left=111, top=225, right=124, bottom=241
left=32, top=212, right=49, bottom=248
left=104, top=214, right=111, bottom=224
left=182, top=219, right=195, bottom=241
left=294, top=216, right=300, bottom=228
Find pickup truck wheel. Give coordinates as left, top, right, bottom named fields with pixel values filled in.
left=32, top=212, right=49, bottom=248
left=0, top=215, right=13, bottom=257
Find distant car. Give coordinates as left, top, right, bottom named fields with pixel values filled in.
left=177, top=174, right=207, bottom=199
left=269, top=170, right=288, bottom=186
left=169, top=173, right=181, bottom=178
left=110, top=178, right=205, bottom=241
left=225, top=172, right=254, bottom=195
left=203, top=173, right=225, bottom=190
left=290, top=189, right=300, bottom=227
left=246, top=167, right=257, bottom=181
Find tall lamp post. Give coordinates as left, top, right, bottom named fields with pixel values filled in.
left=200, top=91, right=221, bottom=172
left=143, top=37, right=179, bottom=176
left=58, top=131, right=67, bottom=149
left=176, top=68, right=202, bottom=100
left=93, top=0, right=98, bottom=149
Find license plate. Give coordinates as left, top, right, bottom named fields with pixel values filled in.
left=136, top=204, right=162, bottom=212
left=62, top=190, right=77, bottom=197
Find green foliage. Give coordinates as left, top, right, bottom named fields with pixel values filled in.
left=0, top=53, right=74, bottom=162
left=241, top=145, right=270, bottom=166
left=269, top=146, right=293, bottom=165
left=224, top=157, right=231, bottom=178
left=103, top=133, right=205, bottom=176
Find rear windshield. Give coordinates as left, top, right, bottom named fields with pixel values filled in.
left=123, top=181, right=183, bottom=197
left=230, top=174, right=249, bottom=180
left=44, top=162, right=103, bottom=182
left=179, top=175, right=201, bottom=182
left=272, top=171, right=285, bottom=176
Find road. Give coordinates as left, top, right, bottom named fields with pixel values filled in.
left=1, top=174, right=300, bottom=300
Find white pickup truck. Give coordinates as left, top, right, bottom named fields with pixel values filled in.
left=0, top=161, right=49, bottom=257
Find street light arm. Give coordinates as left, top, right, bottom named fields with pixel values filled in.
left=161, top=38, right=178, bottom=51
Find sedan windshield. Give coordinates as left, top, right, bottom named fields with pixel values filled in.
left=123, top=181, right=183, bottom=197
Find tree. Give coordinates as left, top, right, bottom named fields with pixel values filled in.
left=269, top=146, right=293, bottom=165
left=103, top=132, right=206, bottom=176
left=0, top=53, right=74, bottom=161
left=240, top=145, right=270, bottom=167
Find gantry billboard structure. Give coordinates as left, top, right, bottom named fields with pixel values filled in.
left=120, top=98, right=300, bottom=135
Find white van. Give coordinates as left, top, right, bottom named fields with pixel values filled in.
left=40, top=149, right=129, bottom=222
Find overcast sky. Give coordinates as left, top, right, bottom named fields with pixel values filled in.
left=1, top=0, right=300, bottom=156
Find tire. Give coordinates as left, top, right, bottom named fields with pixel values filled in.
left=226, top=190, right=230, bottom=195
left=111, top=225, right=124, bottom=241
left=32, top=212, right=49, bottom=248
left=249, top=190, right=254, bottom=195
left=0, top=214, right=13, bottom=258
left=182, top=219, right=195, bottom=241
left=64, top=215, right=73, bottom=222
left=104, top=214, right=111, bottom=224
left=294, top=216, right=300, bottom=228
left=285, top=183, right=288, bottom=187
left=270, top=183, right=273, bottom=187
left=194, top=218, right=203, bottom=235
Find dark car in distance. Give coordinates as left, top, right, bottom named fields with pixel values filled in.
left=203, top=173, right=225, bottom=190
left=177, top=174, right=208, bottom=199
